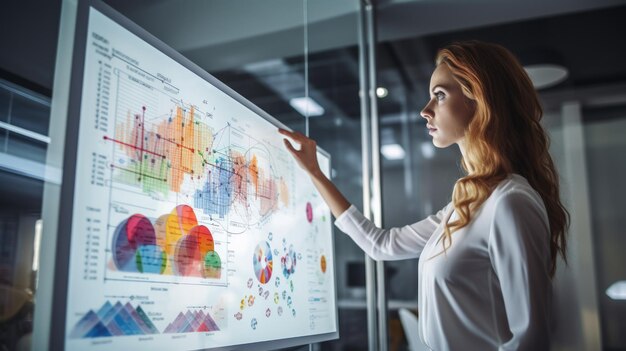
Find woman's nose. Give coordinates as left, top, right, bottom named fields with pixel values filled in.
left=420, top=102, right=433, bottom=120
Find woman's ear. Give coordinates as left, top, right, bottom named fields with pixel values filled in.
left=461, top=86, right=476, bottom=102
left=463, top=95, right=477, bottom=116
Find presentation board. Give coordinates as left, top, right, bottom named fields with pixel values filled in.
left=52, top=1, right=338, bottom=350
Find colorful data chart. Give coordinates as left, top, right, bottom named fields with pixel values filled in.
left=163, top=310, right=220, bottom=333
left=253, top=241, right=273, bottom=284
left=111, top=205, right=221, bottom=278
left=108, top=105, right=214, bottom=196
left=69, top=301, right=159, bottom=338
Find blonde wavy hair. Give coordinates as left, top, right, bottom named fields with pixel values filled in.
left=434, top=41, right=569, bottom=277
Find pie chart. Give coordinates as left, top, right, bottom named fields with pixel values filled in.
left=253, top=241, right=273, bottom=284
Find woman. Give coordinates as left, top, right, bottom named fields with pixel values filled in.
left=279, top=40, right=569, bottom=350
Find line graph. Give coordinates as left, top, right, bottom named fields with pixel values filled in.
left=103, top=57, right=296, bottom=288
left=106, top=67, right=292, bottom=229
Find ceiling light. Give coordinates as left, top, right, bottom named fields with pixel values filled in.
left=381, top=144, right=405, bottom=160
left=420, top=142, right=435, bottom=159
left=289, top=97, right=325, bottom=117
left=376, top=87, right=388, bottom=98
left=606, top=281, right=626, bottom=300
left=524, top=64, right=568, bottom=90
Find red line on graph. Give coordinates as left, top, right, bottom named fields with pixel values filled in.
left=161, top=136, right=195, bottom=152
left=103, top=135, right=166, bottom=159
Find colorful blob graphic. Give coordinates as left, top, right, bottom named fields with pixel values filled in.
left=253, top=241, right=273, bottom=284
left=320, top=255, right=327, bottom=273
left=251, top=318, right=258, bottom=330
left=136, top=245, right=166, bottom=274
left=281, top=244, right=297, bottom=279
left=204, top=251, right=222, bottom=279
left=316, top=251, right=328, bottom=282
left=112, top=205, right=221, bottom=278
left=306, top=202, right=313, bottom=223
left=112, top=214, right=159, bottom=272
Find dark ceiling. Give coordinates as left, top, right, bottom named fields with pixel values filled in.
left=213, top=4, right=626, bottom=127
left=2, top=1, right=626, bottom=126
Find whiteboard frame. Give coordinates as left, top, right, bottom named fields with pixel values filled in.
left=49, top=0, right=338, bottom=349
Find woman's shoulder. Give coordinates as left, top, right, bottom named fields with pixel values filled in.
left=490, top=173, right=545, bottom=212
left=487, top=174, right=551, bottom=238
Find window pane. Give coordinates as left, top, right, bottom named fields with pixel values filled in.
left=9, top=92, right=50, bottom=136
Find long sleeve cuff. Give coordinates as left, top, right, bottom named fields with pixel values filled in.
left=334, top=204, right=359, bottom=232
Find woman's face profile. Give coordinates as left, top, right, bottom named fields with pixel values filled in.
left=420, top=64, right=475, bottom=148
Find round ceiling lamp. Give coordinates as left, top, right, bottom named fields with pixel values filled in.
left=524, top=64, right=569, bottom=90
left=520, top=49, right=569, bottom=90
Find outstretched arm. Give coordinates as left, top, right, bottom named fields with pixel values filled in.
left=279, top=128, right=446, bottom=261
left=278, top=128, right=350, bottom=218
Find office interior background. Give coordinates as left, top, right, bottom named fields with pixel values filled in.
left=1, top=0, right=626, bottom=350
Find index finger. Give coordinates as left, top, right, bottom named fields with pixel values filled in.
left=278, top=128, right=304, bottom=141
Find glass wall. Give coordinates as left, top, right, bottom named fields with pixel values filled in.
left=0, top=79, right=50, bottom=351
left=374, top=3, right=626, bottom=350
left=581, top=105, right=626, bottom=349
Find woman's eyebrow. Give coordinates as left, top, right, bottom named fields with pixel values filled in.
left=430, top=84, right=450, bottom=93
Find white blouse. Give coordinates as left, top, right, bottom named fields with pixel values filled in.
left=334, top=174, right=552, bottom=350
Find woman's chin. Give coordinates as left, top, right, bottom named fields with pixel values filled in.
left=431, top=138, right=453, bottom=149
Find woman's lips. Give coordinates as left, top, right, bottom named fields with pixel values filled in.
left=427, top=125, right=437, bottom=134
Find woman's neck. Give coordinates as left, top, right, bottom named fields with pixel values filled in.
left=457, top=139, right=473, bottom=174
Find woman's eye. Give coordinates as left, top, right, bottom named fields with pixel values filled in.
left=435, top=92, right=445, bottom=101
